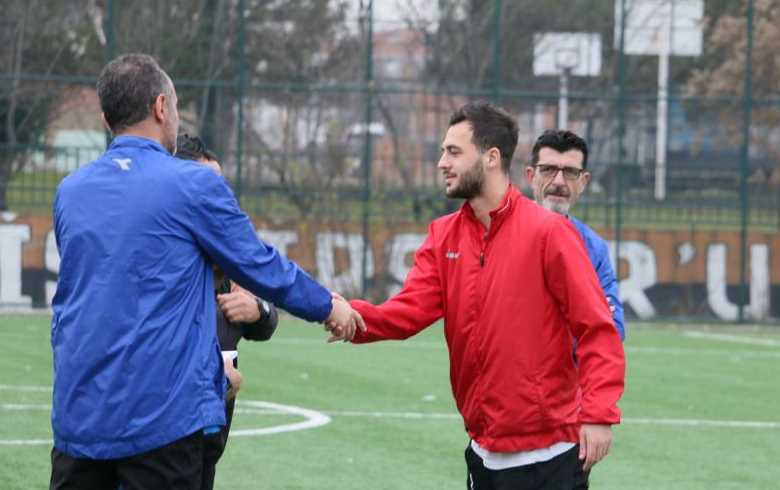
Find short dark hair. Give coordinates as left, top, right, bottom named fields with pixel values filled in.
left=448, top=102, right=518, bottom=173
left=97, top=53, right=171, bottom=133
left=531, top=130, right=589, bottom=170
left=175, top=134, right=218, bottom=162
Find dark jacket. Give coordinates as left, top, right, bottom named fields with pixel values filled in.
left=216, top=279, right=279, bottom=351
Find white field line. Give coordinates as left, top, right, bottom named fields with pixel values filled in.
left=229, top=400, right=330, bottom=437
left=0, top=404, right=49, bottom=411
left=316, top=411, right=780, bottom=429
left=0, top=384, right=50, bottom=392
left=236, top=407, right=460, bottom=420
left=0, top=399, right=332, bottom=446
left=0, top=439, right=52, bottom=445
left=325, top=410, right=460, bottom=420
left=628, top=346, right=780, bottom=358
left=7, top=402, right=779, bottom=430
left=682, top=331, right=780, bottom=348
left=623, top=417, right=780, bottom=429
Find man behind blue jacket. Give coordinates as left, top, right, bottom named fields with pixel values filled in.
left=524, top=130, right=625, bottom=340
left=49, top=53, right=364, bottom=490
left=524, top=129, right=625, bottom=490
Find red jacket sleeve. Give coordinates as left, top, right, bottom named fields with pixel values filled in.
left=543, top=216, right=626, bottom=425
left=351, top=226, right=443, bottom=343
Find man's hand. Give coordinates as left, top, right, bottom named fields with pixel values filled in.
left=218, top=283, right=261, bottom=324
left=324, top=292, right=366, bottom=342
left=223, top=353, right=242, bottom=401
left=579, top=424, right=612, bottom=471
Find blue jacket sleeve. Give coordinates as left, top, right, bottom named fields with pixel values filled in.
left=185, top=168, right=332, bottom=323
left=592, top=239, right=625, bottom=341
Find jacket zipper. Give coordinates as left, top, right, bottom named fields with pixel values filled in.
left=480, top=230, right=488, bottom=267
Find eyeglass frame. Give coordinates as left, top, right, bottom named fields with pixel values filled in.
left=532, top=163, right=587, bottom=181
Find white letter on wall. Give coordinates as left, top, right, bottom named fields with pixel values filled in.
left=707, top=243, right=770, bottom=321
left=386, top=233, right=425, bottom=297
left=609, top=241, right=657, bottom=319
left=45, top=230, right=60, bottom=305
left=0, top=224, right=33, bottom=307
left=749, top=244, right=769, bottom=320
left=257, top=229, right=298, bottom=256
left=316, top=233, right=373, bottom=294
left=707, top=244, right=736, bottom=320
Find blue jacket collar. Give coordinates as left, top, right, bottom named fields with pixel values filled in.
left=108, top=135, right=170, bottom=155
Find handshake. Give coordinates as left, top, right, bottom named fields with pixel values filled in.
left=323, top=292, right=366, bottom=343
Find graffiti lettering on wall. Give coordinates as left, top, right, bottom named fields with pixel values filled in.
left=1, top=215, right=778, bottom=320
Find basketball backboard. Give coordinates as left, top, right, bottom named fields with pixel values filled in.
left=533, top=33, right=602, bottom=77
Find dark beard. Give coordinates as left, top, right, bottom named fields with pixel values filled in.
left=446, top=159, right=484, bottom=200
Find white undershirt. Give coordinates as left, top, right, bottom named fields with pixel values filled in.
left=221, top=350, right=238, bottom=361
left=470, top=439, right=575, bottom=470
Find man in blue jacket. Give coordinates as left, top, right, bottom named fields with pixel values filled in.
left=525, top=129, right=625, bottom=341
left=525, top=129, right=625, bottom=489
left=49, top=53, right=363, bottom=490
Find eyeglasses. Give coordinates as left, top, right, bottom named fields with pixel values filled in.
left=534, top=164, right=585, bottom=181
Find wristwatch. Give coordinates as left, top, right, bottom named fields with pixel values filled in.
left=256, top=298, right=271, bottom=321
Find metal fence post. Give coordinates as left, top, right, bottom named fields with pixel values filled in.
left=614, top=0, right=628, bottom=285
left=738, top=0, right=755, bottom=323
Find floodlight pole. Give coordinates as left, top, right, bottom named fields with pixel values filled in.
left=558, top=68, right=570, bottom=129
left=654, top=0, right=673, bottom=201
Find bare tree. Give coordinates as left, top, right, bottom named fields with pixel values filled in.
left=0, top=1, right=95, bottom=210
left=687, top=0, right=780, bottom=184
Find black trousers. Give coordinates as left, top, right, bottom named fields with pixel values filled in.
left=465, top=443, right=587, bottom=490
left=201, top=355, right=240, bottom=490
left=200, top=397, right=236, bottom=490
left=50, top=430, right=204, bottom=490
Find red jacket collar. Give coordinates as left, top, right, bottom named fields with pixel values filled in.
left=462, top=184, right=521, bottom=223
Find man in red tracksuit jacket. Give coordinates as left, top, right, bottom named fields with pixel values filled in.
left=332, top=102, right=625, bottom=489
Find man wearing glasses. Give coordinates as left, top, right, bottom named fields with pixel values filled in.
left=525, top=129, right=624, bottom=342
left=525, top=129, right=626, bottom=488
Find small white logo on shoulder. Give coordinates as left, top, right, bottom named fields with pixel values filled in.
left=113, top=158, right=132, bottom=171
left=445, top=251, right=460, bottom=260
